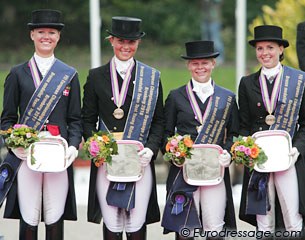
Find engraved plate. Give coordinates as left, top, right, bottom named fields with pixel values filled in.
left=183, top=144, right=224, bottom=186
left=253, top=130, right=292, bottom=172
left=27, top=136, right=68, bottom=172
left=106, top=140, right=144, bottom=182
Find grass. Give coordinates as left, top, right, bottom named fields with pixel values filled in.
left=0, top=65, right=236, bottom=113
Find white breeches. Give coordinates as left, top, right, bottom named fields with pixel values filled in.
left=193, top=180, right=226, bottom=232
left=256, top=165, right=303, bottom=232
left=17, top=161, right=69, bottom=226
left=96, top=164, right=153, bottom=233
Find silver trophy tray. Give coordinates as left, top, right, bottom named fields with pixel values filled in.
left=253, top=130, right=292, bottom=172
left=27, top=136, right=68, bottom=172
left=106, top=140, right=144, bottom=182
left=183, top=144, right=224, bottom=186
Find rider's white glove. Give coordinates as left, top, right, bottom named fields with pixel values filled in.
left=289, top=147, right=300, bottom=167
left=138, top=148, right=154, bottom=167
left=218, top=150, right=231, bottom=167
left=66, top=146, right=78, bottom=167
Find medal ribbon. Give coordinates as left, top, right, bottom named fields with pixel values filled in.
left=259, top=68, right=282, bottom=115
left=186, top=81, right=212, bottom=128
left=110, top=57, right=135, bottom=109
left=29, top=57, right=43, bottom=88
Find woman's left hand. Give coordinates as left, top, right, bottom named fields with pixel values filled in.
left=138, top=148, right=154, bottom=167
left=218, top=150, right=231, bottom=167
left=66, top=146, right=78, bottom=167
left=289, top=147, right=300, bottom=167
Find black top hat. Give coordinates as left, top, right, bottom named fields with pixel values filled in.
left=181, top=41, right=220, bottom=59
left=106, top=16, right=145, bottom=40
left=27, top=9, right=64, bottom=31
left=248, top=25, right=289, bottom=48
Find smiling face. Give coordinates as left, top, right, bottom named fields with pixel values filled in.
left=109, top=36, right=140, bottom=61
left=255, top=41, right=284, bottom=69
left=31, top=28, right=60, bottom=57
left=187, top=58, right=216, bottom=83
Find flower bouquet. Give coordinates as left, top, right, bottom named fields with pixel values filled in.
left=0, top=124, right=39, bottom=160
left=230, top=135, right=268, bottom=171
left=164, top=134, right=194, bottom=167
left=83, top=131, right=118, bottom=167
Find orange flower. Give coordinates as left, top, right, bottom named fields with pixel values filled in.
left=180, top=151, right=186, bottom=157
left=231, top=141, right=239, bottom=153
left=99, top=158, right=105, bottom=164
left=95, top=158, right=106, bottom=167
left=102, top=135, right=110, bottom=143
left=250, top=146, right=259, bottom=159
left=165, top=142, right=171, bottom=152
left=95, top=161, right=102, bottom=167
left=183, top=137, right=193, bottom=148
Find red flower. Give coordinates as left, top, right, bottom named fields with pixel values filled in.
left=47, top=124, right=60, bottom=136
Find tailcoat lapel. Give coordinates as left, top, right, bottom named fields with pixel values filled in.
left=251, top=70, right=262, bottom=95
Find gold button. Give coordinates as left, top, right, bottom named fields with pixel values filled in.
left=113, top=127, right=117, bottom=130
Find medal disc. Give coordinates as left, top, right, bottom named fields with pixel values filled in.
left=265, top=114, right=276, bottom=125
left=113, top=108, right=124, bottom=119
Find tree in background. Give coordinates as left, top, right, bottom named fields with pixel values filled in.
left=0, top=0, right=290, bottom=66
left=249, top=0, right=305, bottom=69
left=201, top=0, right=225, bottom=64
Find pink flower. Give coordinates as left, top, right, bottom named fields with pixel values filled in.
left=175, top=151, right=181, bottom=157
left=170, top=146, right=175, bottom=152
left=176, top=135, right=183, bottom=141
left=244, top=147, right=251, bottom=156
left=89, top=140, right=99, bottom=157
left=13, top=124, right=27, bottom=129
left=170, top=139, right=178, bottom=147
left=235, top=145, right=244, bottom=152
left=26, top=133, right=32, bottom=138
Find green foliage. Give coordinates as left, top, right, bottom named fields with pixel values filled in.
left=0, top=1, right=282, bottom=64
left=0, top=1, right=89, bottom=47
left=222, top=0, right=277, bottom=29
left=101, top=0, right=201, bottom=44
left=249, top=0, right=305, bottom=68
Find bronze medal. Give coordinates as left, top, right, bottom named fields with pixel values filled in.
left=265, top=114, right=276, bottom=126
left=113, top=108, right=124, bottom=119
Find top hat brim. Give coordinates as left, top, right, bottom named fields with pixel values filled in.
left=181, top=52, right=220, bottom=60
left=106, top=30, right=145, bottom=40
left=249, top=38, right=289, bottom=48
left=28, top=23, right=65, bottom=31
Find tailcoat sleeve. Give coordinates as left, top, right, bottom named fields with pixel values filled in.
left=297, top=22, right=305, bottom=71
left=81, top=68, right=99, bottom=140
left=238, top=76, right=251, bottom=137
left=1, top=66, right=22, bottom=130
left=66, top=73, right=83, bottom=148
left=292, top=89, right=305, bottom=157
